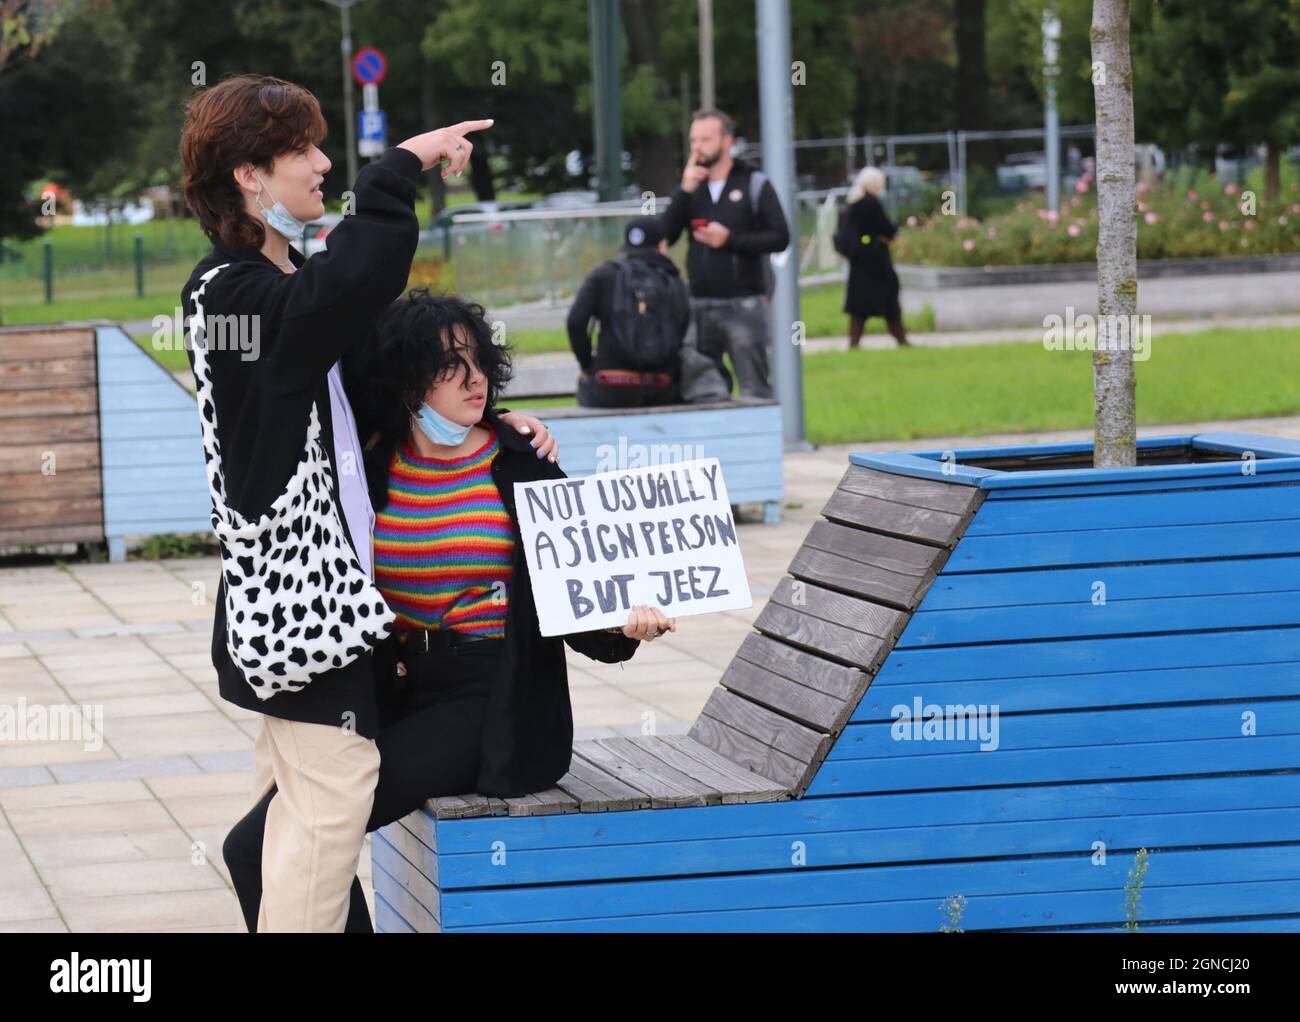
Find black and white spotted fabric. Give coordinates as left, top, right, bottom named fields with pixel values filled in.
left=187, top=263, right=396, bottom=698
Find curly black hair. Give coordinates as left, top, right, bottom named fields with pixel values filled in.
left=344, top=287, right=515, bottom=510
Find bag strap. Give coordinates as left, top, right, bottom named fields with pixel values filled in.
left=187, top=263, right=233, bottom=509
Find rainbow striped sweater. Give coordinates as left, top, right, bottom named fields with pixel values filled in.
left=372, top=433, right=515, bottom=637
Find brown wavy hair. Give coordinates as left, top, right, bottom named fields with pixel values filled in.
left=180, top=74, right=327, bottom=251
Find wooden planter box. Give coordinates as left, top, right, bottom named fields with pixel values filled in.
left=372, top=430, right=1300, bottom=932
left=0, top=323, right=210, bottom=560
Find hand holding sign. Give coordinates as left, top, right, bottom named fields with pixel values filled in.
left=515, top=457, right=752, bottom=637
left=619, top=603, right=677, bottom=641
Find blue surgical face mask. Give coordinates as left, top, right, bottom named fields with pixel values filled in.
left=414, top=401, right=474, bottom=447
left=253, top=170, right=309, bottom=242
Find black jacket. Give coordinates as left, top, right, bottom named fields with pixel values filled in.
left=565, top=250, right=690, bottom=373
left=357, top=414, right=642, bottom=798
left=659, top=157, right=791, bottom=298
left=178, top=145, right=424, bottom=740
left=842, top=192, right=901, bottom=319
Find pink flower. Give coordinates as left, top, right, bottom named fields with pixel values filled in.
left=1244, top=218, right=1256, bottom=230
left=1136, top=181, right=1150, bottom=194
left=1067, top=224, right=1081, bottom=237
left=1137, top=201, right=1148, bottom=212
left=906, top=215, right=918, bottom=226
left=986, top=227, right=997, bottom=239
left=1218, top=220, right=1229, bottom=231
left=962, top=239, right=976, bottom=251
left=1187, top=190, right=1198, bottom=201
left=1203, top=211, right=1215, bottom=222
left=1279, top=215, right=1289, bottom=226
left=1291, top=204, right=1300, bottom=214
left=1145, top=211, right=1159, bottom=225
left=1225, top=182, right=1239, bottom=195
left=1074, top=179, right=1089, bottom=194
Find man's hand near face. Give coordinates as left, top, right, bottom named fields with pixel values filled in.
left=680, top=153, right=709, bottom=193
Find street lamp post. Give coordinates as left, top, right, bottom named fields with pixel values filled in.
left=320, top=0, right=365, bottom=187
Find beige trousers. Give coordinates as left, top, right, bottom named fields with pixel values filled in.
left=247, top=714, right=380, bottom=932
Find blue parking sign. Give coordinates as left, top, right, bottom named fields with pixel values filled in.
left=359, top=109, right=386, bottom=141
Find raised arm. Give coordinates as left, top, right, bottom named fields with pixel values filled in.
left=203, top=120, right=493, bottom=396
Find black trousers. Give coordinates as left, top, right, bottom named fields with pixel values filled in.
left=222, top=637, right=502, bottom=932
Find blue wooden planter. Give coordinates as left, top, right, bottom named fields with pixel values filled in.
left=372, top=431, right=1300, bottom=932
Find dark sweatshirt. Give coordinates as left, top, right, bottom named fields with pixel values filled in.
left=658, top=157, right=791, bottom=298
left=178, top=145, right=424, bottom=740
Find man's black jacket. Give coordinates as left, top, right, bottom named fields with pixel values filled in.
left=659, top=156, right=791, bottom=298
left=179, top=145, right=423, bottom=740
left=564, top=250, right=690, bottom=373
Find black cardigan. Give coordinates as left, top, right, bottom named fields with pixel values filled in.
left=179, top=145, right=424, bottom=739
left=353, top=412, right=642, bottom=797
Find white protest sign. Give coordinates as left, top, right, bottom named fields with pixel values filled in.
left=514, top=457, right=752, bottom=636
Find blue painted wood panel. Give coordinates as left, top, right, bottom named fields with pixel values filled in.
left=96, top=327, right=211, bottom=549
left=434, top=845, right=1300, bottom=931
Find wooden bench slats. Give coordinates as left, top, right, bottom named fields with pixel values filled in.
left=719, top=654, right=853, bottom=733
left=424, top=793, right=509, bottom=821
left=619, top=735, right=779, bottom=804
left=656, top=735, right=787, bottom=801
left=557, top=756, right=651, bottom=811
left=0, top=414, right=98, bottom=443
left=822, top=488, right=965, bottom=547
left=789, top=544, right=924, bottom=609
left=0, top=328, right=95, bottom=361
left=802, top=519, right=938, bottom=578
left=754, top=602, right=891, bottom=671
left=571, top=738, right=710, bottom=808
left=501, top=788, right=581, bottom=817
left=768, top=576, right=906, bottom=640
left=839, top=462, right=981, bottom=515
left=0, top=358, right=96, bottom=390
left=733, top=633, right=869, bottom=700
left=0, top=388, right=97, bottom=419
left=0, top=441, right=99, bottom=475
left=688, top=696, right=828, bottom=794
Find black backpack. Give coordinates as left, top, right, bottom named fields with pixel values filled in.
left=606, top=258, right=684, bottom=371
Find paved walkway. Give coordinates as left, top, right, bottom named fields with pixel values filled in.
left=3, top=412, right=1300, bottom=932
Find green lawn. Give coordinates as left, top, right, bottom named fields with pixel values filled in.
left=510, top=326, right=1300, bottom=446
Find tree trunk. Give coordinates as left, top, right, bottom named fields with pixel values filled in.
left=1265, top=139, right=1282, bottom=205
left=1090, top=0, right=1137, bottom=469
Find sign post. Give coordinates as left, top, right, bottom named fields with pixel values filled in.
left=351, top=47, right=388, bottom=159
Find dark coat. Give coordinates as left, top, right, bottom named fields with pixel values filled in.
left=178, top=146, right=424, bottom=740
left=659, top=157, right=791, bottom=298
left=842, top=192, right=902, bottom=319
left=357, top=413, right=642, bottom=798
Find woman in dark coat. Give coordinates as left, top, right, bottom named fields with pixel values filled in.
left=840, top=166, right=909, bottom=348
